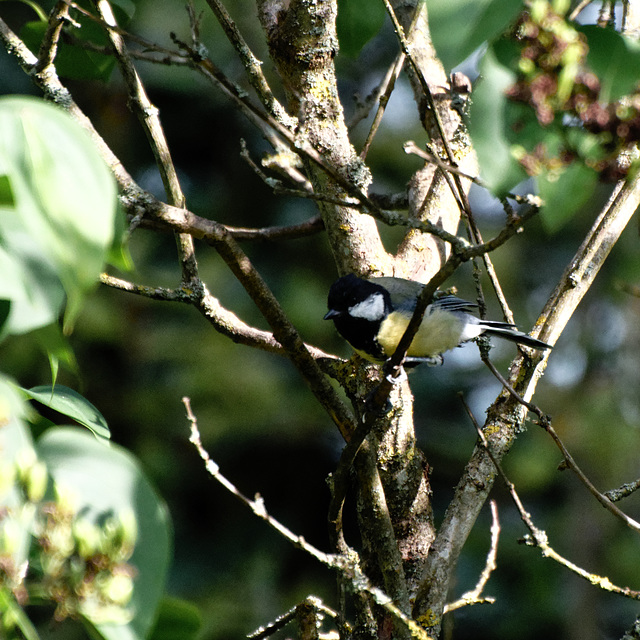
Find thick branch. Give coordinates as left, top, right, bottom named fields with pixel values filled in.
left=256, top=0, right=389, bottom=276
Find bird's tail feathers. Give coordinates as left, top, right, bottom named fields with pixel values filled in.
left=481, top=321, right=552, bottom=350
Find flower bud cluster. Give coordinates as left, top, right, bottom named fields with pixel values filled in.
left=1, top=454, right=138, bottom=630
left=506, top=0, right=640, bottom=181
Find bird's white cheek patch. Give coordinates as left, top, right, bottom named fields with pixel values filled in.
left=349, top=292, right=386, bottom=321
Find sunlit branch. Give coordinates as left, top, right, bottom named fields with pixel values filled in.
left=248, top=596, right=345, bottom=640
left=443, top=499, right=499, bottom=614
left=99, top=273, right=335, bottom=360
left=184, top=397, right=435, bottom=640
left=482, top=355, right=640, bottom=534
left=92, top=0, right=199, bottom=287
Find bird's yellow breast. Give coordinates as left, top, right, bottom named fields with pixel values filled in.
left=377, top=309, right=465, bottom=357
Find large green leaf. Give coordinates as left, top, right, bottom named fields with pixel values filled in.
left=469, top=39, right=600, bottom=227
left=0, top=241, right=66, bottom=338
left=537, top=162, right=598, bottom=232
left=36, top=428, right=172, bottom=640
left=0, top=96, right=119, bottom=332
left=148, top=597, right=202, bottom=640
left=19, top=0, right=136, bottom=82
left=426, top=0, right=523, bottom=72
left=468, top=39, right=528, bottom=195
left=21, top=20, right=115, bottom=82
left=579, top=25, right=640, bottom=103
left=24, top=385, right=110, bottom=440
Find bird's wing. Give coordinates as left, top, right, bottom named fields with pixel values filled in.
left=370, top=278, right=479, bottom=316
left=369, top=277, right=424, bottom=312
left=430, top=294, right=478, bottom=314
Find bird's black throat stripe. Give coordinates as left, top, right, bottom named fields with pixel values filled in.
left=332, top=314, right=386, bottom=361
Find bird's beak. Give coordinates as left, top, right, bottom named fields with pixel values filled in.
left=324, top=309, right=341, bottom=320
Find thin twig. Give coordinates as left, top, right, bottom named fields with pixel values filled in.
left=383, top=0, right=470, bottom=213
left=465, top=399, right=640, bottom=601
left=92, top=0, right=199, bottom=287
left=203, top=0, right=296, bottom=129
left=544, top=422, right=640, bottom=534
left=183, top=398, right=435, bottom=640
left=99, top=273, right=337, bottom=360
left=359, top=51, right=406, bottom=159
left=403, top=141, right=480, bottom=184
left=443, top=499, right=499, bottom=614
left=93, top=1, right=183, bottom=209
left=482, top=355, right=640, bottom=534
left=605, top=479, right=640, bottom=503
left=248, top=596, right=344, bottom=640
left=185, top=397, right=341, bottom=566
left=35, top=0, right=76, bottom=74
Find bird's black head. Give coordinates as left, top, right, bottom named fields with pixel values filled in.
left=324, top=274, right=391, bottom=360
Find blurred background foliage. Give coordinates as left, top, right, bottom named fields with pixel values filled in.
left=1, top=0, right=640, bottom=638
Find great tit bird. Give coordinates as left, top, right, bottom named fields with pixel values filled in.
left=324, top=274, right=552, bottom=364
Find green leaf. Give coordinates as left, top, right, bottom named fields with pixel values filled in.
left=0, top=243, right=65, bottom=337
left=18, top=0, right=137, bottom=83
left=20, top=20, right=116, bottom=82
left=426, top=0, right=524, bottom=72
left=337, top=0, right=386, bottom=58
left=36, top=428, right=172, bottom=640
left=579, top=25, right=640, bottom=103
left=537, top=162, right=598, bottom=232
left=468, top=39, right=529, bottom=194
left=0, top=96, right=120, bottom=332
left=11, top=0, right=47, bottom=21
left=148, top=597, right=203, bottom=640
left=107, top=202, right=134, bottom=273
left=24, top=385, right=110, bottom=440
left=32, top=323, right=80, bottom=382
